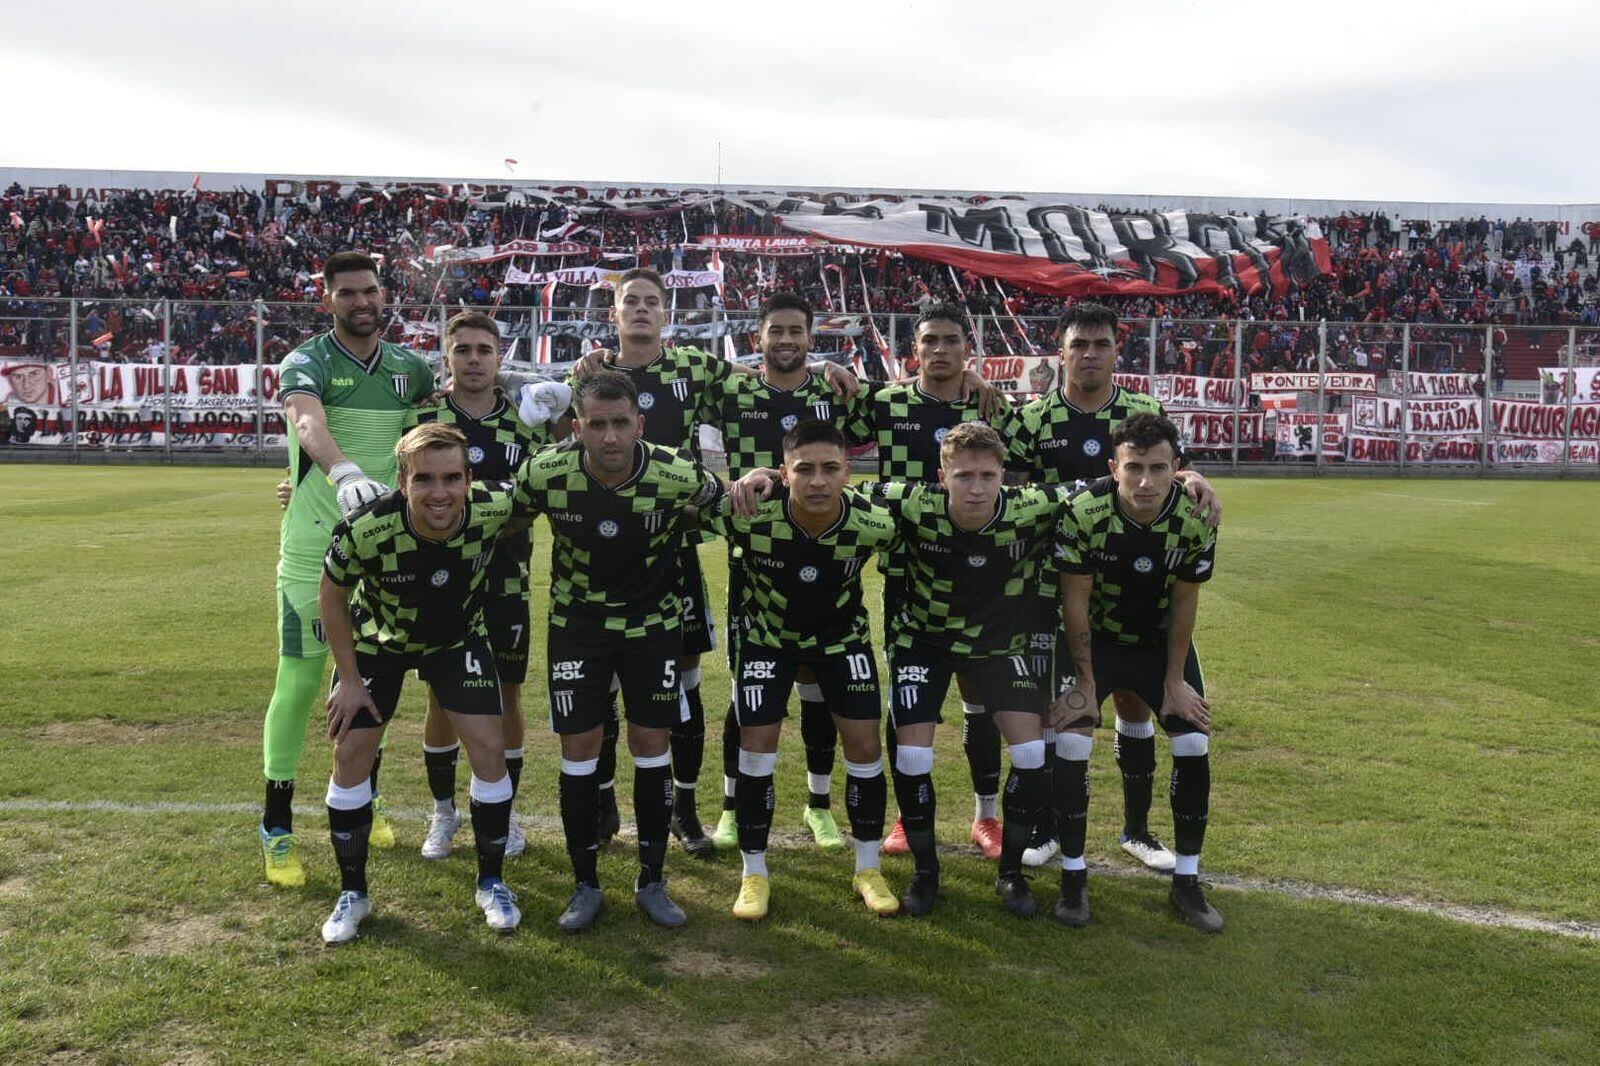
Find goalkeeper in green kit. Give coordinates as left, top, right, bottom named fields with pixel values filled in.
left=258, top=251, right=436, bottom=885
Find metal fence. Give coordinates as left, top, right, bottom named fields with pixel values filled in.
left=0, top=298, right=1595, bottom=472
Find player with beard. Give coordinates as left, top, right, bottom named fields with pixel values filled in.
left=259, top=251, right=434, bottom=887
left=1007, top=302, right=1220, bottom=888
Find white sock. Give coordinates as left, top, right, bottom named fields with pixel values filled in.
left=742, top=850, right=769, bottom=877
left=975, top=794, right=998, bottom=821
left=1175, top=853, right=1200, bottom=877
left=854, top=839, right=881, bottom=872
left=723, top=775, right=737, bottom=800
left=1061, top=854, right=1087, bottom=871
left=807, top=772, right=831, bottom=797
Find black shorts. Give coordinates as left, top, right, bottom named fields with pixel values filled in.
left=733, top=638, right=882, bottom=727
left=482, top=594, right=532, bottom=685
left=1022, top=592, right=1070, bottom=701
left=1089, top=638, right=1207, bottom=736
left=546, top=620, right=685, bottom=735
left=678, top=542, right=715, bottom=657
left=337, top=633, right=503, bottom=731
left=888, top=643, right=1046, bottom=727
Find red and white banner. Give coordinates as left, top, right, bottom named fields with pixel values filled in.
left=1491, top=399, right=1600, bottom=439
left=1493, top=439, right=1600, bottom=464
left=1351, top=396, right=1482, bottom=435
left=695, top=234, right=829, bottom=255
left=1540, top=366, right=1600, bottom=402
left=503, top=265, right=722, bottom=289
left=1153, top=375, right=1246, bottom=408
left=1250, top=371, right=1376, bottom=393
left=1275, top=412, right=1345, bottom=457
left=1401, top=372, right=1483, bottom=397
left=429, top=239, right=595, bottom=263
left=1171, top=409, right=1264, bottom=450
left=730, top=197, right=1332, bottom=298
left=1347, top=433, right=1482, bottom=463
left=979, top=355, right=1060, bottom=396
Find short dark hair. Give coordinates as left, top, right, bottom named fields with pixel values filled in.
left=614, top=267, right=668, bottom=300
left=323, top=250, right=380, bottom=286
left=914, top=302, right=970, bottom=339
left=781, top=418, right=846, bottom=457
left=1057, top=301, right=1119, bottom=343
left=445, top=311, right=500, bottom=344
left=759, top=292, right=813, bottom=331
left=574, top=370, right=638, bottom=414
left=1111, top=412, right=1181, bottom=459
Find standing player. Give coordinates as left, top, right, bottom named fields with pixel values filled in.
left=260, top=251, right=434, bottom=886
left=871, top=423, right=1065, bottom=918
left=318, top=422, right=521, bottom=942
left=702, top=420, right=902, bottom=919
left=1055, top=413, right=1222, bottom=932
left=847, top=304, right=1020, bottom=861
left=513, top=372, right=729, bottom=931
left=1007, top=301, right=1220, bottom=873
left=410, top=312, right=561, bottom=862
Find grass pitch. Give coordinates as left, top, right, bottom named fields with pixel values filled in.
left=1, top=468, right=1597, bottom=1065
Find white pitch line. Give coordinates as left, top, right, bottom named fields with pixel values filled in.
left=5, top=798, right=1595, bottom=941
left=1371, top=491, right=1494, bottom=507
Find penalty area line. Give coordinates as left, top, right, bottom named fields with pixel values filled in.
left=4, top=797, right=1595, bottom=942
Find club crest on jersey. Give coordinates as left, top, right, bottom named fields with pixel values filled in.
left=392, top=374, right=409, bottom=398
left=934, top=427, right=949, bottom=444
left=467, top=446, right=486, bottom=464
left=670, top=379, right=691, bottom=403
left=288, top=352, right=312, bottom=366
left=1165, top=549, right=1187, bottom=569
left=1134, top=556, right=1155, bottom=573
left=968, top=554, right=988, bottom=567
left=598, top=519, right=621, bottom=538
left=637, top=392, right=656, bottom=410
left=430, top=568, right=450, bottom=587
left=781, top=414, right=799, bottom=432
left=1082, top=438, right=1102, bottom=457
left=812, top=403, right=832, bottom=422
left=798, top=565, right=819, bottom=583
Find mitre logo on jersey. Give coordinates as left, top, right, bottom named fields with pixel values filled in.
left=670, top=380, right=690, bottom=403
left=1082, top=439, right=1102, bottom=457
left=638, top=392, right=656, bottom=410
left=1133, top=556, right=1154, bottom=573
left=798, top=565, right=819, bottom=583
left=392, top=374, right=409, bottom=397
left=332, top=377, right=355, bottom=387
left=467, top=446, right=485, bottom=464
left=781, top=414, right=799, bottom=432
left=598, top=519, right=621, bottom=538
left=430, top=568, right=450, bottom=586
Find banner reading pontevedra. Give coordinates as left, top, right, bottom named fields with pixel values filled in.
left=728, top=197, right=1332, bottom=298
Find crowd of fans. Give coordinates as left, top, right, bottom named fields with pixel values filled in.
left=4, top=179, right=1598, bottom=374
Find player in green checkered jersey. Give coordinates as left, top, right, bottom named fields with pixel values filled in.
left=316, top=422, right=524, bottom=943
left=699, top=420, right=904, bottom=920
left=1006, top=302, right=1221, bottom=876
left=408, top=312, right=564, bottom=865
left=512, top=371, right=741, bottom=932
left=259, top=252, right=435, bottom=888
left=865, top=422, right=1069, bottom=919
left=567, top=269, right=859, bottom=858
left=844, top=303, right=1022, bottom=863
left=1055, top=413, right=1222, bottom=933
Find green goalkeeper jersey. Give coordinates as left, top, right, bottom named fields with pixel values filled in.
left=277, top=331, right=435, bottom=580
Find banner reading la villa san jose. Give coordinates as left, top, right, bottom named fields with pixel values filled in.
left=726, top=196, right=1333, bottom=298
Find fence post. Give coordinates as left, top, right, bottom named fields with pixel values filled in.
left=1231, top=319, right=1243, bottom=472
left=1399, top=322, right=1410, bottom=474
left=69, top=298, right=80, bottom=462
left=975, top=315, right=985, bottom=362
left=1316, top=321, right=1328, bottom=471
left=1481, top=325, right=1495, bottom=474
left=255, top=299, right=266, bottom=462
left=163, top=299, right=173, bottom=462
left=1146, top=318, right=1158, bottom=380
left=889, top=315, right=898, bottom=375
left=1564, top=324, right=1577, bottom=474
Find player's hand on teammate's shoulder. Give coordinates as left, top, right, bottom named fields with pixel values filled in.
left=819, top=360, right=861, bottom=400
left=326, top=676, right=379, bottom=742
left=329, top=461, right=389, bottom=518
left=1177, top=471, right=1222, bottom=528
left=1163, top=680, right=1211, bottom=734
left=730, top=467, right=782, bottom=516
left=959, top=368, right=1005, bottom=419
left=574, top=348, right=616, bottom=379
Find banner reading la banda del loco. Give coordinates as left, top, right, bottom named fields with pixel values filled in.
left=727, top=197, right=1332, bottom=298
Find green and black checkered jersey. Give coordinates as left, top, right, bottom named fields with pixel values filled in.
left=512, top=438, right=724, bottom=637
left=323, top=485, right=516, bottom=656
left=566, top=346, right=734, bottom=452
left=1007, top=384, right=1165, bottom=486
left=1056, top=476, right=1216, bottom=648
left=866, top=481, right=1065, bottom=657
left=701, top=486, right=899, bottom=654
left=408, top=390, right=552, bottom=601
left=711, top=371, right=856, bottom=478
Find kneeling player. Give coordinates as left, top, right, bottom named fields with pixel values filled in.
left=705, top=421, right=902, bottom=919
left=872, top=423, right=1068, bottom=918
left=318, top=422, right=522, bottom=943
left=1055, top=412, right=1222, bottom=932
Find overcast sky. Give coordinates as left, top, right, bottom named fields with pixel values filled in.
left=5, top=0, right=1597, bottom=204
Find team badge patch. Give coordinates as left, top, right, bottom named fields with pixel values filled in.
left=781, top=414, right=799, bottom=432
left=967, top=555, right=988, bottom=567
left=430, top=568, right=450, bottom=587
left=638, top=392, right=656, bottom=410
left=1082, top=439, right=1102, bottom=457
left=1133, top=556, right=1154, bottom=573
left=933, top=427, right=949, bottom=443
left=598, top=519, right=621, bottom=538
left=467, top=446, right=485, bottom=464
left=392, top=374, right=409, bottom=398
left=798, top=565, right=819, bottom=583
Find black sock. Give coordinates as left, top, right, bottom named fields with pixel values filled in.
left=735, top=770, right=776, bottom=855
left=1053, top=753, right=1091, bottom=862
left=670, top=684, right=705, bottom=787
left=504, top=750, right=524, bottom=798
left=1116, top=730, right=1157, bottom=837
left=423, top=746, right=459, bottom=806
left=598, top=700, right=619, bottom=788
left=327, top=802, right=372, bottom=893
left=963, top=709, right=1001, bottom=799
left=799, top=699, right=836, bottom=809
left=263, top=778, right=295, bottom=833
left=1033, top=742, right=1057, bottom=839
left=844, top=767, right=886, bottom=843
left=1170, top=753, right=1211, bottom=858
left=559, top=770, right=600, bottom=887
left=721, top=704, right=740, bottom=811
left=891, top=769, right=939, bottom=875
left=999, top=766, right=1045, bottom=878
left=470, top=795, right=511, bottom=884
left=368, top=748, right=384, bottom=798
left=635, top=762, right=673, bottom=885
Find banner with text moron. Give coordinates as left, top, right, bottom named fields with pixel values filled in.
left=729, top=197, right=1333, bottom=298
